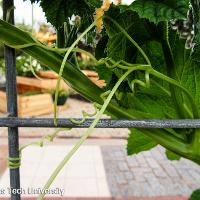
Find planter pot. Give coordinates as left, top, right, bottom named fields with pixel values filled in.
left=16, top=76, right=70, bottom=94
left=0, top=91, right=54, bottom=117
left=52, top=94, right=68, bottom=106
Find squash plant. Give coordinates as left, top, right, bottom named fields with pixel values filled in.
left=1, top=0, right=200, bottom=162
left=1, top=0, right=200, bottom=198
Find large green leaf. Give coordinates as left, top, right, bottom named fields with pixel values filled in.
left=24, top=0, right=100, bottom=28
left=124, top=0, right=189, bottom=24
left=126, top=90, right=177, bottom=119
left=39, top=0, right=95, bottom=28
left=87, top=0, right=102, bottom=7
left=181, top=60, right=200, bottom=112
left=166, top=150, right=181, bottom=160
left=104, top=8, right=152, bottom=62
left=171, top=28, right=200, bottom=114
left=127, top=129, right=157, bottom=155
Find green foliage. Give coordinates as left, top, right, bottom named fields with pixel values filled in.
left=51, top=89, right=69, bottom=105
left=181, top=60, right=200, bottom=111
left=189, top=189, right=200, bottom=200
left=16, top=54, right=41, bottom=77
left=127, top=129, right=157, bottom=155
left=33, top=0, right=97, bottom=29
left=1, top=1, right=199, bottom=196
left=104, top=9, right=152, bottom=62
left=51, top=89, right=69, bottom=97
left=99, top=4, right=200, bottom=161
left=0, top=53, right=41, bottom=77
left=25, top=0, right=100, bottom=29
left=0, top=43, right=4, bottom=58
left=1, top=0, right=200, bottom=165
left=123, top=0, right=189, bottom=24
left=165, top=150, right=181, bottom=161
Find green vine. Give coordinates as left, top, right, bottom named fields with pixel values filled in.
left=38, top=66, right=136, bottom=200
left=1, top=3, right=200, bottom=197
left=53, top=20, right=98, bottom=125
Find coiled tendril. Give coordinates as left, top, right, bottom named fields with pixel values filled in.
left=69, top=90, right=111, bottom=125
left=97, top=57, right=151, bottom=94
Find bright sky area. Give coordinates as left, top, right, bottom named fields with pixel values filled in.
left=0, top=0, right=134, bottom=26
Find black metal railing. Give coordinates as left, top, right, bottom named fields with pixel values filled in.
left=3, top=1, right=20, bottom=200
left=1, top=118, right=200, bottom=128
left=1, top=0, right=200, bottom=199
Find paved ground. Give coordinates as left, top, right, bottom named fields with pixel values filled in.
left=101, top=146, right=200, bottom=197
left=0, top=98, right=200, bottom=199
left=0, top=141, right=199, bottom=199
left=0, top=145, right=110, bottom=198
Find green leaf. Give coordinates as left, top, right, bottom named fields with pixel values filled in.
left=125, top=0, right=189, bottom=24
left=104, top=7, right=152, bottom=62
left=40, top=0, right=95, bottom=28
left=170, top=34, right=190, bottom=77
left=95, top=36, right=108, bottom=60
left=189, top=189, right=200, bottom=200
left=126, top=87, right=177, bottom=119
left=87, top=0, right=102, bottom=8
left=96, top=64, right=113, bottom=87
left=165, top=150, right=181, bottom=160
left=127, top=129, right=157, bottom=155
left=181, top=60, right=200, bottom=112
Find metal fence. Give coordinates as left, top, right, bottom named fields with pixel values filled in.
left=1, top=0, right=200, bottom=199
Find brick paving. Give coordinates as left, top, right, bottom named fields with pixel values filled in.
left=101, top=146, right=200, bottom=197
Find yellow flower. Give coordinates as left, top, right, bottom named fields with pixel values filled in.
left=94, top=0, right=112, bottom=33
left=102, top=0, right=111, bottom=11
left=94, top=8, right=104, bottom=33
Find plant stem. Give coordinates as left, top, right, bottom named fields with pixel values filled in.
left=37, top=68, right=135, bottom=200
left=54, top=20, right=97, bottom=125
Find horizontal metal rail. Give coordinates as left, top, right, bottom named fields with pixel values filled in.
left=1, top=117, right=200, bottom=128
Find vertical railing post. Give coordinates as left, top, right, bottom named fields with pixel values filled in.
left=3, top=0, right=21, bottom=200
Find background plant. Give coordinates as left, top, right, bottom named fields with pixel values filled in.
left=0, top=0, right=199, bottom=164
left=1, top=3, right=200, bottom=199
left=1, top=1, right=200, bottom=198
